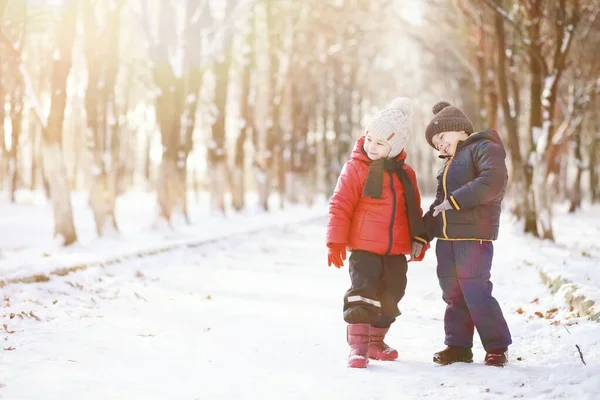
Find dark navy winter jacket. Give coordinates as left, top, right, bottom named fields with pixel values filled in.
left=424, top=129, right=508, bottom=241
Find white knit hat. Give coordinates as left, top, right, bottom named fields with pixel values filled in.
left=364, top=97, right=413, bottom=158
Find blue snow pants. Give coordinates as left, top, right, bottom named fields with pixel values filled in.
left=436, top=240, right=512, bottom=351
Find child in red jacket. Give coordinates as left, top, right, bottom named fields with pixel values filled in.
left=326, top=97, right=428, bottom=368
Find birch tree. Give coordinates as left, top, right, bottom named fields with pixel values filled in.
left=232, top=7, right=257, bottom=211
left=208, top=0, right=236, bottom=214
left=140, top=0, right=207, bottom=224
left=1, top=0, right=79, bottom=245
left=83, top=0, right=126, bottom=236
left=483, top=0, right=593, bottom=240
left=40, top=0, right=79, bottom=245
left=0, top=2, right=26, bottom=202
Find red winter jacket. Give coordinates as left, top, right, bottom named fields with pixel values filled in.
left=327, top=136, right=423, bottom=256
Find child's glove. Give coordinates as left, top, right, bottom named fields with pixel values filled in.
left=409, top=241, right=430, bottom=262
left=432, top=199, right=452, bottom=217
left=327, top=243, right=347, bottom=268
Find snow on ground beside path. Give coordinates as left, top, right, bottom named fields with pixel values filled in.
left=0, top=190, right=328, bottom=281
left=1, top=218, right=599, bottom=400
left=509, top=202, right=600, bottom=317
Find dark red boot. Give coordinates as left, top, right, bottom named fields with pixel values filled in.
left=346, top=324, right=370, bottom=368
left=368, top=327, right=398, bottom=361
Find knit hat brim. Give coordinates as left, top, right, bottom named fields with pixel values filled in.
left=365, top=97, right=413, bottom=158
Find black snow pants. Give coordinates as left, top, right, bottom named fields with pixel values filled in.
left=343, top=250, right=408, bottom=328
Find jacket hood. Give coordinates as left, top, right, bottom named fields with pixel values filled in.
left=458, top=128, right=506, bottom=158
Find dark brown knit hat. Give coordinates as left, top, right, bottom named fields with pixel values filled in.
left=425, top=101, right=475, bottom=148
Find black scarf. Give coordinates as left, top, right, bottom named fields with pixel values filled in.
left=362, top=157, right=426, bottom=239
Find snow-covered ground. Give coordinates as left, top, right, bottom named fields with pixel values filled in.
left=516, top=202, right=600, bottom=320
left=1, top=207, right=599, bottom=399
left=0, top=190, right=328, bottom=282
left=2, top=191, right=597, bottom=318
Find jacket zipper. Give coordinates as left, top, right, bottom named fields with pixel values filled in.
left=386, top=170, right=396, bottom=255
left=441, top=141, right=462, bottom=239
left=441, top=159, right=451, bottom=239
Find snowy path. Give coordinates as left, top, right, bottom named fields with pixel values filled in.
left=2, top=218, right=599, bottom=399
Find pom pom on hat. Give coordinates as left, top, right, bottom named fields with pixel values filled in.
left=432, top=101, right=451, bottom=115
left=389, top=97, right=413, bottom=114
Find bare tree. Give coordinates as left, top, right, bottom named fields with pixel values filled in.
left=140, top=0, right=207, bottom=224
left=1, top=0, right=80, bottom=244
left=208, top=0, right=236, bottom=214
left=481, top=0, right=596, bottom=240
left=232, top=8, right=257, bottom=211
left=0, top=2, right=26, bottom=202
left=83, top=0, right=126, bottom=236
left=590, top=88, right=600, bottom=203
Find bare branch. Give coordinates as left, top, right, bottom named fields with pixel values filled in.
left=481, top=0, right=549, bottom=76
left=480, top=0, right=522, bottom=35
left=576, top=344, right=587, bottom=366
left=552, top=113, right=583, bottom=146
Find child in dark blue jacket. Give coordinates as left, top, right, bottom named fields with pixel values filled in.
left=423, top=101, right=512, bottom=367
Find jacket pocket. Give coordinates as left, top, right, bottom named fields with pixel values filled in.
left=448, top=207, right=478, bottom=225
left=359, top=211, right=388, bottom=242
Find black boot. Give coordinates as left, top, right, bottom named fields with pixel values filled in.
left=485, top=348, right=508, bottom=367
left=433, top=346, right=473, bottom=365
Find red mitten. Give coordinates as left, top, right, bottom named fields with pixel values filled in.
left=327, top=243, right=347, bottom=268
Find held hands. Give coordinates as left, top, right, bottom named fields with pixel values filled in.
left=409, top=241, right=430, bottom=262
left=432, top=199, right=452, bottom=217
left=409, top=242, right=423, bottom=261
left=327, top=244, right=347, bottom=268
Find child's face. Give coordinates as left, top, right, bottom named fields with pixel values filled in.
left=364, top=134, right=392, bottom=160
left=431, top=131, right=469, bottom=156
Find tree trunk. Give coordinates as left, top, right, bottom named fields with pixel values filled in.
left=304, top=108, right=317, bottom=207
left=156, top=157, right=186, bottom=224
left=144, top=133, right=152, bottom=186
left=333, top=57, right=344, bottom=171
left=0, top=76, right=5, bottom=193
left=321, top=66, right=335, bottom=198
left=285, top=64, right=301, bottom=205
left=43, top=0, right=78, bottom=246
left=70, top=114, right=82, bottom=189
left=590, top=94, right=600, bottom=203
left=156, top=151, right=187, bottom=225
left=531, top=160, right=553, bottom=240
left=524, top=1, right=544, bottom=237
left=101, top=0, right=123, bottom=233
left=8, top=81, right=24, bottom=202
left=208, top=0, right=234, bottom=215
left=140, top=0, right=199, bottom=225
left=31, top=52, right=47, bottom=192
left=30, top=111, right=41, bottom=190
left=83, top=0, right=124, bottom=236
left=261, top=0, right=281, bottom=211
left=42, top=141, right=76, bottom=244
left=493, top=8, right=536, bottom=228
left=232, top=10, right=255, bottom=212
left=529, top=112, right=553, bottom=240
left=591, top=135, right=599, bottom=203
left=176, top=0, right=206, bottom=222
left=568, top=131, right=582, bottom=213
